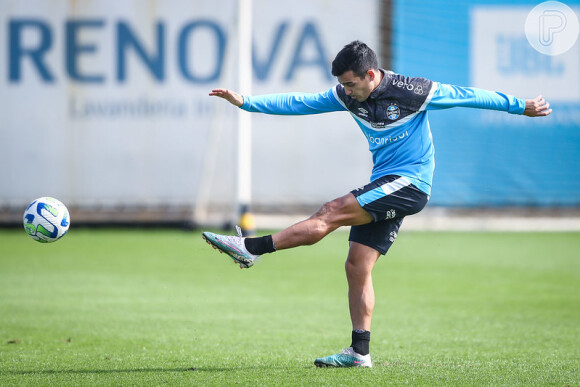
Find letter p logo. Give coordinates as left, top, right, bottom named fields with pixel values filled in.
left=525, top=1, right=579, bottom=56
left=539, top=10, right=567, bottom=46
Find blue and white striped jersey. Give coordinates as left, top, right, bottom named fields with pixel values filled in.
left=240, top=70, right=525, bottom=195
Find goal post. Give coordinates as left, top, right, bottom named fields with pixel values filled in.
left=236, top=0, right=255, bottom=234
left=192, top=0, right=254, bottom=231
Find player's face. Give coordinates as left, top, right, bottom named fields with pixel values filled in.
left=338, top=70, right=374, bottom=102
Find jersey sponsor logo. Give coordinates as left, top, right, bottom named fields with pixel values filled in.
left=387, top=104, right=400, bottom=120
left=366, top=130, right=409, bottom=145
left=391, top=78, right=425, bottom=95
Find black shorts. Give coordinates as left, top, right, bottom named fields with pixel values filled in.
left=349, top=175, right=429, bottom=255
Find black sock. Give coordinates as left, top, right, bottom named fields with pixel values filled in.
left=351, top=329, right=371, bottom=356
left=244, top=235, right=276, bottom=255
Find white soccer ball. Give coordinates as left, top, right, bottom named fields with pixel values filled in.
left=23, top=197, right=70, bottom=243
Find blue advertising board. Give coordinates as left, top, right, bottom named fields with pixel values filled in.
left=393, top=0, right=580, bottom=206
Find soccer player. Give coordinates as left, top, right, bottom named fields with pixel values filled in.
left=202, top=41, right=552, bottom=368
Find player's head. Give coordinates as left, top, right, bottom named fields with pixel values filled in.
left=331, top=40, right=378, bottom=78
left=332, top=41, right=381, bottom=102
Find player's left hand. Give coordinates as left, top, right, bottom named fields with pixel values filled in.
left=523, top=95, right=552, bottom=117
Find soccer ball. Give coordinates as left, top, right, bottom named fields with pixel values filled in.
left=23, top=197, right=70, bottom=243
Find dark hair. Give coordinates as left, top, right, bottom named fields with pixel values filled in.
left=331, top=40, right=378, bottom=78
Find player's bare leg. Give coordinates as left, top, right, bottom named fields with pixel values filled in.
left=272, top=193, right=373, bottom=250
left=346, top=242, right=380, bottom=331
left=202, top=192, right=373, bottom=268
left=313, top=243, right=378, bottom=369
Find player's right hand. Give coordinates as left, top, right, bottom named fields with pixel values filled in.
left=209, top=88, right=244, bottom=107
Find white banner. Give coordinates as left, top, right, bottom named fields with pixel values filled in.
left=471, top=6, right=580, bottom=101
left=0, top=0, right=378, bottom=212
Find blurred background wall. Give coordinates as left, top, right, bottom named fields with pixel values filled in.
left=1, top=0, right=579, bottom=226
left=394, top=0, right=580, bottom=207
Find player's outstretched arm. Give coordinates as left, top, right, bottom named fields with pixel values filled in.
left=523, top=95, right=552, bottom=117
left=209, top=88, right=244, bottom=107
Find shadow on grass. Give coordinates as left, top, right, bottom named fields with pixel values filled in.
left=4, top=365, right=292, bottom=375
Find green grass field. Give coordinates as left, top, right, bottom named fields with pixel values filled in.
left=0, top=228, right=578, bottom=386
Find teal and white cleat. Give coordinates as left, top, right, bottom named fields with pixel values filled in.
left=314, top=347, right=372, bottom=368
left=202, top=226, right=260, bottom=269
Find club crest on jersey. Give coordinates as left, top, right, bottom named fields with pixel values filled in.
left=387, top=104, right=400, bottom=120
